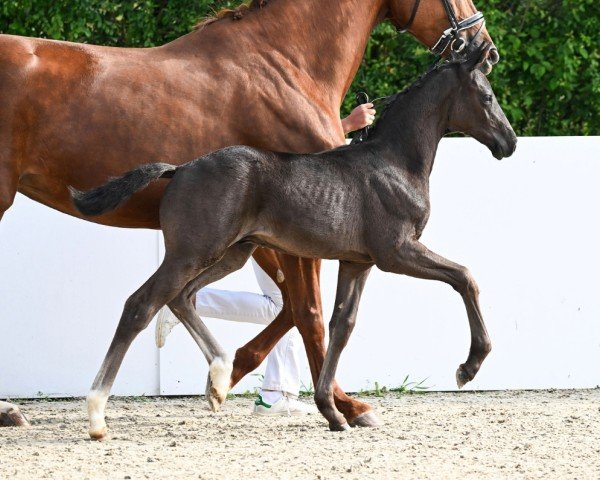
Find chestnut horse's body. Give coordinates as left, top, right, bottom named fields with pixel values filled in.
left=0, top=0, right=497, bottom=426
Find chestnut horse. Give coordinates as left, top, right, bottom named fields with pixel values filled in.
left=0, top=0, right=498, bottom=428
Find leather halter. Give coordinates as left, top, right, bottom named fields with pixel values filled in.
left=396, top=0, right=486, bottom=55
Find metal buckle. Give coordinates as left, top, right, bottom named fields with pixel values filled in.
left=430, top=12, right=485, bottom=56
left=451, top=37, right=466, bottom=52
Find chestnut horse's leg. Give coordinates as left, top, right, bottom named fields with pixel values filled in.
left=230, top=248, right=294, bottom=386
left=0, top=161, right=18, bottom=222
left=231, top=252, right=378, bottom=425
left=379, top=240, right=492, bottom=388
left=0, top=401, right=30, bottom=427
left=0, top=163, right=27, bottom=425
left=87, top=256, right=226, bottom=440
left=278, top=255, right=376, bottom=425
left=314, top=262, right=372, bottom=431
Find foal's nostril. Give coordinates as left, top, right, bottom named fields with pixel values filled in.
left=488, top=48, right=500, bottom=65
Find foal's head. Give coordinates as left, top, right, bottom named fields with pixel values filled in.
left=445, top=46, right=517, bottom=159
left=386, top=0, right=499, bottom=73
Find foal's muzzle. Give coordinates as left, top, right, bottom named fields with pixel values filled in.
left=492, top=132, right=517, bottom=160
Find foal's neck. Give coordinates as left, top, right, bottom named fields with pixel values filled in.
left=183, top=0, right=388, bottom=107
left=372, top=73, right=454, bottom=179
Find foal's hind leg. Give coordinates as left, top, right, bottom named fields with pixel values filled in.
left=87, top=256, right=206, bottom=440
left=166, top=242, right=257, bottom=412
left=378, top=240, right=492, bottom=388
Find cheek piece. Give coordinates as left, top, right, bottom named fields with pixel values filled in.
left=394, top=0, right=486, bottom=56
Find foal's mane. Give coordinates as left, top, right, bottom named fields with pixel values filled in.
left=195, top=0, right=271, bottom=30
left=364, top=58, right=463, bottom=141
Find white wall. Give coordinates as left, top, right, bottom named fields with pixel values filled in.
left=1, top=137, right=599, bottom=398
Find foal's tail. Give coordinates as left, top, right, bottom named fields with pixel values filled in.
left=69, top=163, right=178, bottom=216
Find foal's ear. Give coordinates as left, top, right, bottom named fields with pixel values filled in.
left=460, top=42, right=490, bottom=72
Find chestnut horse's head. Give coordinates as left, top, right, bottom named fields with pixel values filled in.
left=387, top=0, right=500, bottom=74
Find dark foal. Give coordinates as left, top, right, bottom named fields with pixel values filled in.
left=72, top=46, right=516, bottom=435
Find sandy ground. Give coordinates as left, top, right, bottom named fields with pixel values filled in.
left=1, top=390, right=599, bottom=480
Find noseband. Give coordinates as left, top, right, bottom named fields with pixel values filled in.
left=396, top=0, right=486, bottom=55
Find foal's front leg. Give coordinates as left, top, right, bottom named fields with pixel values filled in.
left=314, top=262, right=372, bottom=431
left=232, top=253, right=378, bottom=426
left=379, top=240, right=492, bottom=388
left=278, top=254, right=378, bottom=427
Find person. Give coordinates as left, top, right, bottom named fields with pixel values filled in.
left=155, top=102, right=377, bottom=415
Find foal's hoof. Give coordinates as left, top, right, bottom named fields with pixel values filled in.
left=205, top=374, right=227, bottom=413
left=206, top=387, right=226, bottom=413
left=0, top=403, right=30, bottom=427
left=329, top=422, right=352, bottom=432
left=89, top=426, right=108, bottom=441
left=349, top=410, right=381, bottom=428
left=455, top=364, right=473, bottom=389
left=205, top=358, right=232, bottom=413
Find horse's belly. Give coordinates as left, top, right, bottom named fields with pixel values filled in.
left=18, top=173, right=164, bottom=229
left=249, top=227, right=370, bottom=263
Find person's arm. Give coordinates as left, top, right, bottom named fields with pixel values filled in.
left=341, top=103, right=376, bottom=134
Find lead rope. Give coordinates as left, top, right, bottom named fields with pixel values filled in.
left=350, top=93, right=397, bottom=145
left=350, top=92, right=371, bottom=145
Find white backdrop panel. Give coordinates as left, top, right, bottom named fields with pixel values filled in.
left=1, top=137, right=599, bottom=398
left=0, top=198, right=161, bottom=397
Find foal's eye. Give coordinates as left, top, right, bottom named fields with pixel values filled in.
left=483, top=94, right=493, bottom=104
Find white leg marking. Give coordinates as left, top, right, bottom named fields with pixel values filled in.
left=276, top=269, right=285, bottom=283
left=87, top=390, right=109, bottom=439
left=207, top=357, right=233, bottom=411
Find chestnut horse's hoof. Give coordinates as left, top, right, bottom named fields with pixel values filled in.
left=455, top=364, right=473, bottom=389
left=0, top=402, right=30, bottom=427
left=329, top=422, right=352, bottom=432
left=349, top=410, right=381, bottom=428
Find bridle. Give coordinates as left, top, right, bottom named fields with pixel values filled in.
left=395, top=0, right=486, bottom=55
left=351, top=1, right=487, bottom=144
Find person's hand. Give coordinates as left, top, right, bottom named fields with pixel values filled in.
left=341, top=103, right=376, bottom=134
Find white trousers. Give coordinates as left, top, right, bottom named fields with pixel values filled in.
left=195, top=259, right=302, bottom=396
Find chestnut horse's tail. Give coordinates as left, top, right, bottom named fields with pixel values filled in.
left=69, top=163, right=178, bottom=216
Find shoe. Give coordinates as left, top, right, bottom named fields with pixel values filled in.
left=252, top=395, right=319, bottom=416
left=155, top=306, right=181, bottom=348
